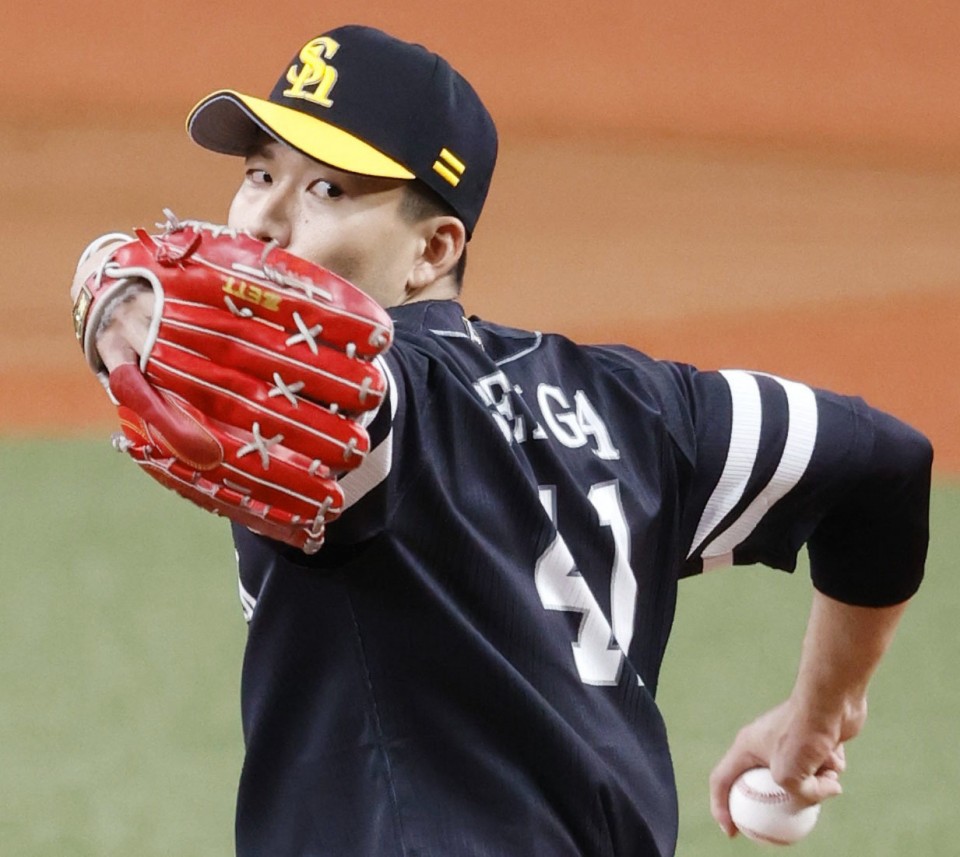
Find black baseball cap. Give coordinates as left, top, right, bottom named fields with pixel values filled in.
left=187, top=25, right=498, bottom=237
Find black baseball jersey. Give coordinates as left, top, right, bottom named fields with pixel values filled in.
left=232, top=300, right=930, bottom=857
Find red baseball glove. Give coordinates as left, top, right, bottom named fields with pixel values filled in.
left=72, top=212, right=393, bottom=553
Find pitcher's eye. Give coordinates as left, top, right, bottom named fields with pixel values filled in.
left=310, top=180, right=344, bottom=199
left=245, top=169, right=272, bottom=185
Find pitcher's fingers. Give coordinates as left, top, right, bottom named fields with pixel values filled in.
left=793, top=770, right=844, bottom=805
left=95, top=288, right=156, bottom=371
left=829, top=744, right=847, bottom=773
left=98, top=333, right=140, bottom=374
left=709, top=752, right=764, bottom=836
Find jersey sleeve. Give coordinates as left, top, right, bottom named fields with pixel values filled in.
left=318, top=352, right=404, bottom=546
left=674, top=367, right=932, bottom=606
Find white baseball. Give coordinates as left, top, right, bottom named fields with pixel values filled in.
left=728, top=767, right=822, bottom=846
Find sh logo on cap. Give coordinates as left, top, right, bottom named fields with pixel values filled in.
left=284, top=37, right=341, bottom=107
left=187, top=25, right=499, bottom=236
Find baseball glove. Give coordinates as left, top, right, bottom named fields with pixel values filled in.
left=72, top=211, right=393, bottom=553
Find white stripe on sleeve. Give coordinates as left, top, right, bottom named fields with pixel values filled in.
left=340, top=356, right=398, bottom=511
left=238, top=576, right=257, bottom=622
left=687, top=370, right=763, bottom=558
left=693, top=373, right=819, bottom=569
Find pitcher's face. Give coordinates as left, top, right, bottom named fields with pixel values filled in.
left=228, top=140, right=426, bottom=308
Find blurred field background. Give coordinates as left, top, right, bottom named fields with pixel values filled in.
left=2, top=0, right=958, bottom=854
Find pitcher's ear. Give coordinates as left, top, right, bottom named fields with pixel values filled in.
left=406, top=216, right=466, bottom=293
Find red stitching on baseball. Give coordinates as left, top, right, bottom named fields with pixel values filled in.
left=735, top=781, right=791, bottom=805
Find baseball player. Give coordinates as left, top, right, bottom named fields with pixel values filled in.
left=71, top=25, right=931, bottom=857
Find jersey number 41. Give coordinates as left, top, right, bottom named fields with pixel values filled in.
left=536, top=482, right=642, bottom=687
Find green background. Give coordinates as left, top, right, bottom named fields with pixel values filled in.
left=2, top=439, right=956, bottom=855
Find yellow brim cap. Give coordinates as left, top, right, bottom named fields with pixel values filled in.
left=186, top=90, right=415, bottom=180
left=181, top=26, right=498, bottom=236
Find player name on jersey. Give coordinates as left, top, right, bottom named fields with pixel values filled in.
left=473, top=369, right=620, bottom=460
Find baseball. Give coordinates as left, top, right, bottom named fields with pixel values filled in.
left=728, top=767, right=822, bottom=846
